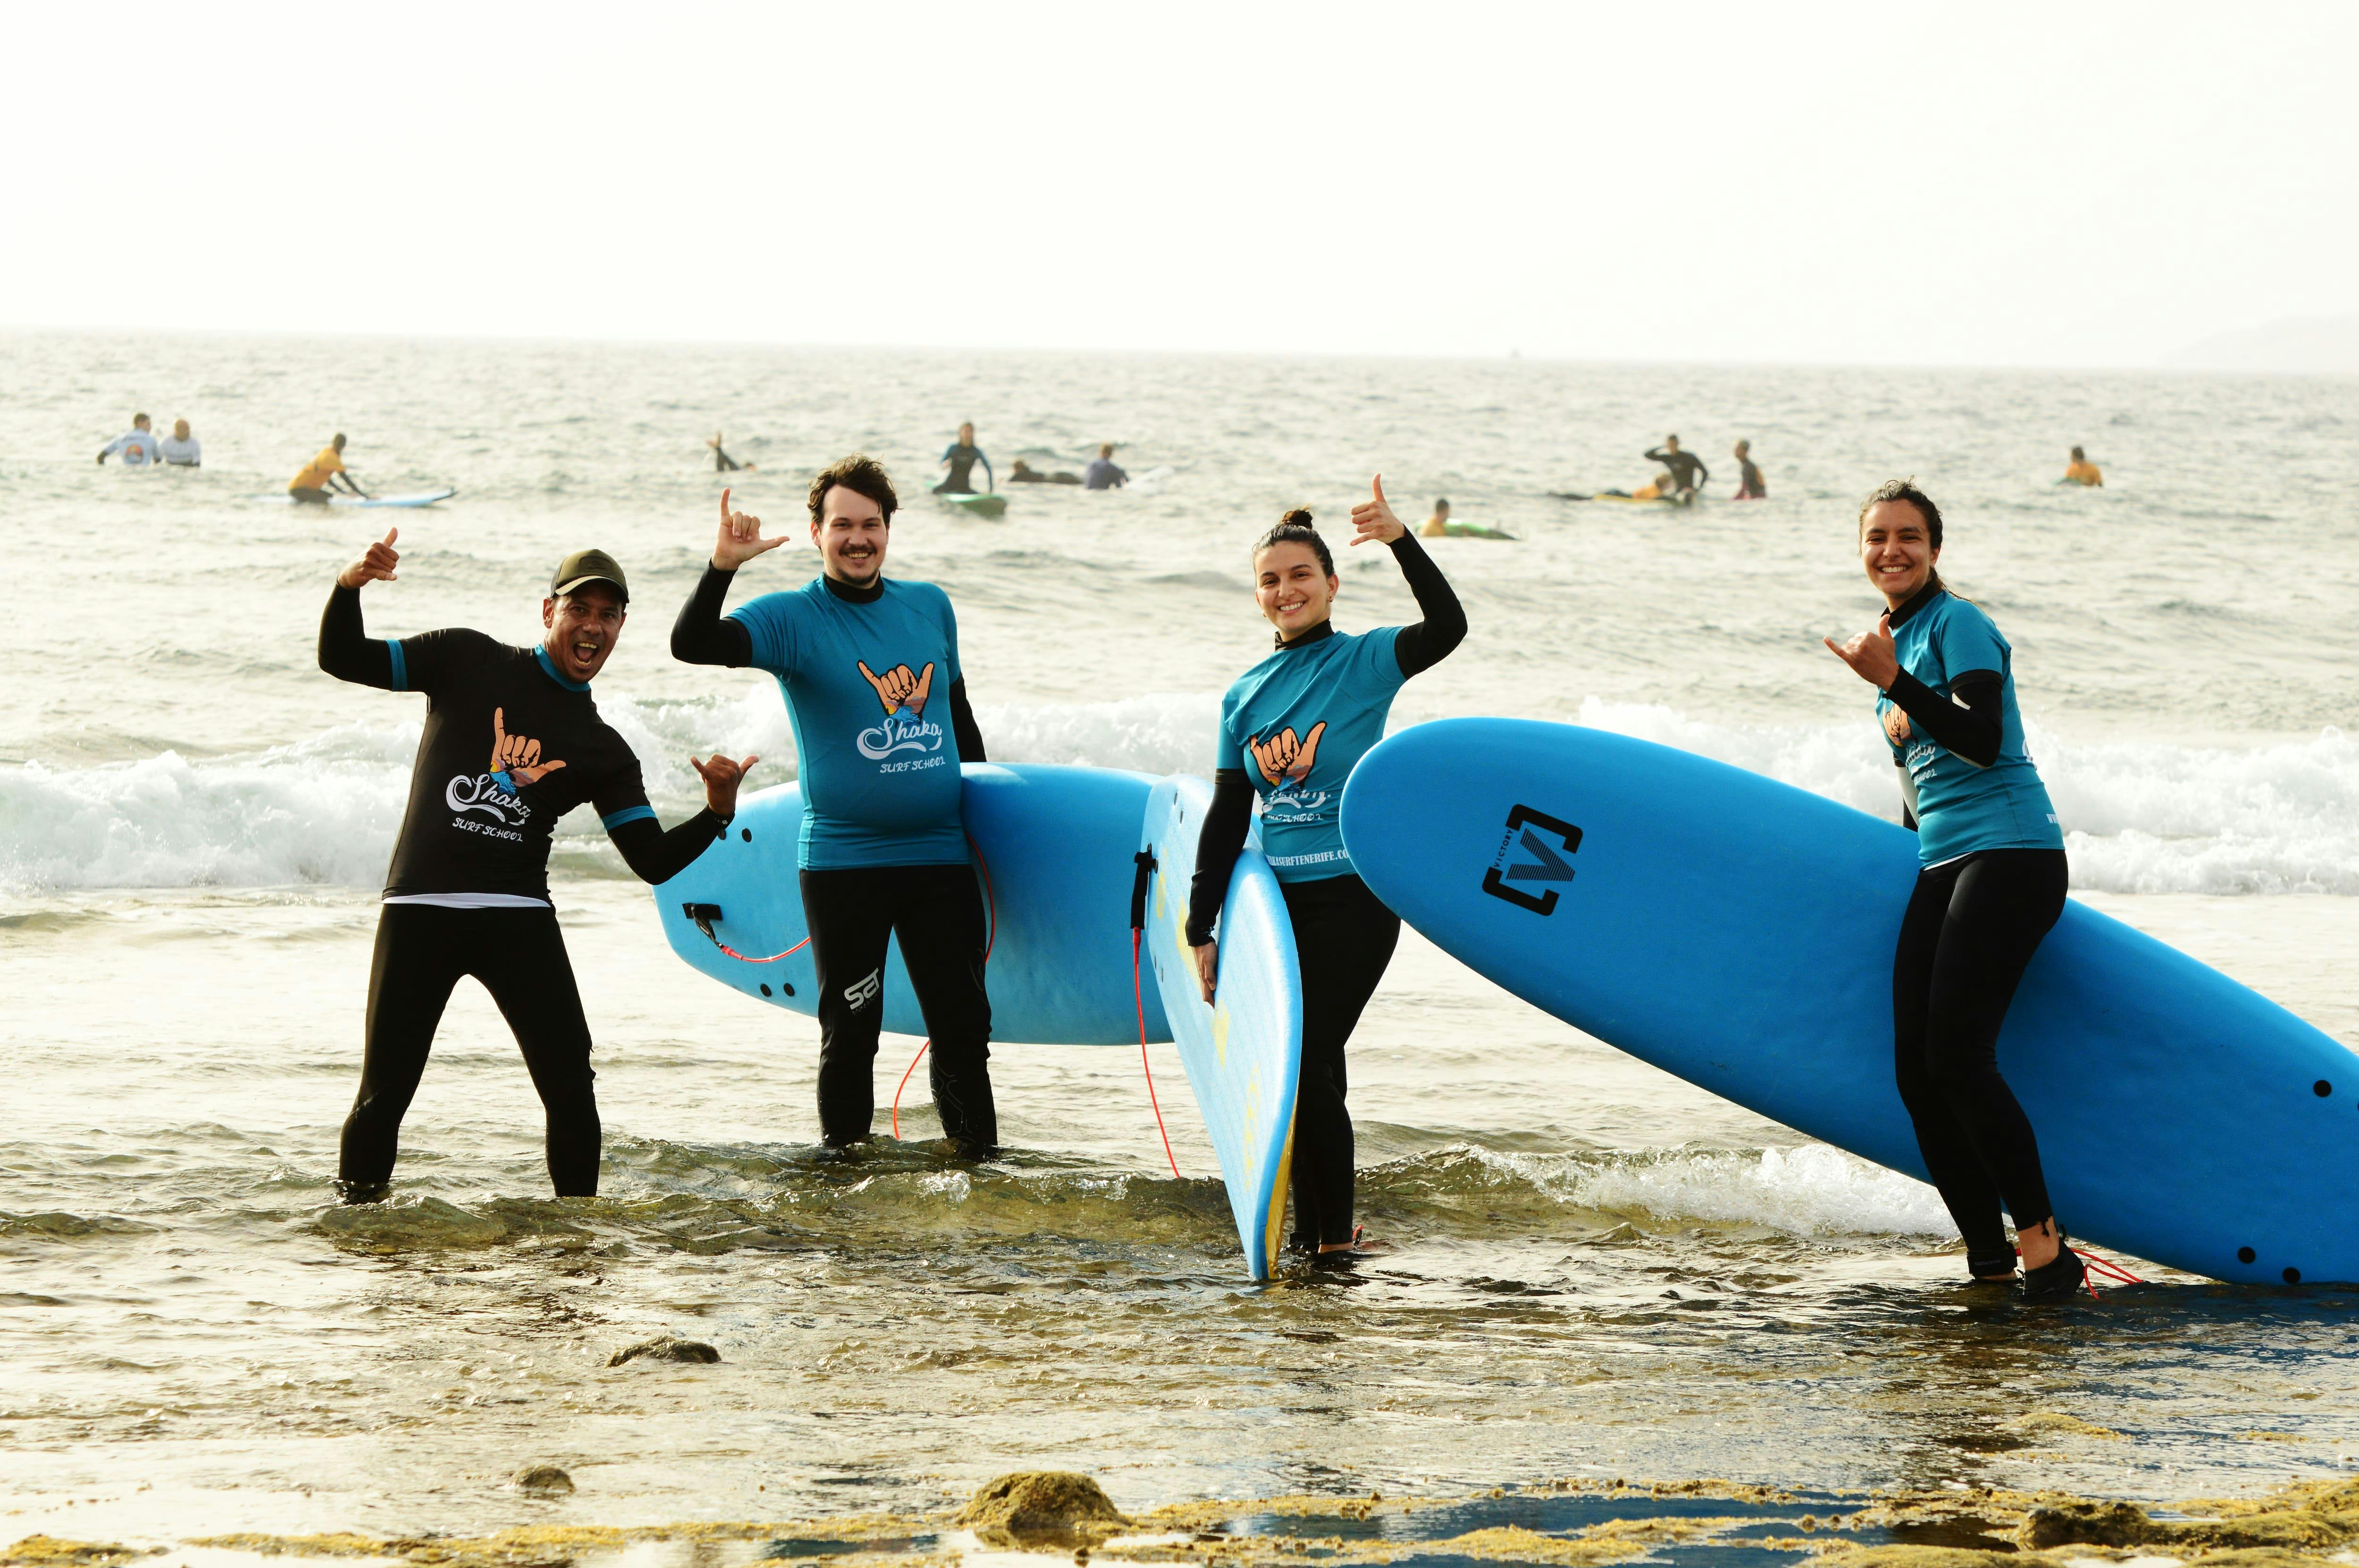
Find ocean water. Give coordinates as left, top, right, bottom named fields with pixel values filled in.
left=3, top=331, right=2358, bottom=1546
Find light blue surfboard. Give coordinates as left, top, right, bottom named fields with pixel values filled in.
left=657, top=763, right=1170, bottom=1046
left=257, top=488, right=458, bottom=508
left=1342, top=717, right=2359, bottom=1286
left=1140, top=776, right=1303, bottom=1280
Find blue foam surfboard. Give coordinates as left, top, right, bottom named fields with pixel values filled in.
left=1342, top=717, right=2359, bottom=1286
left=657, top=763, right=1170, bottom=1046
left=259, top=488, right=458, bottom=508
left=1140, top=775, right=1303, bottom=1280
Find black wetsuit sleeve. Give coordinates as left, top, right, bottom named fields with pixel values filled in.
left=1388, top=533, right=1467, bottom=677
left=1886, top=669, right=2004, bottom=769
left=606, top=809, right=731, bottom=884
left=671, top=563, right=752, bottom=667
left=318, top=583, right=397, bottom=688
left=949, top=676, right=987, bottom=763
left=1185, top=769, right=1255, bottom=947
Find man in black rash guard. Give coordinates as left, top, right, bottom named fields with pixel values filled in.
left=1184, top=479, right=1467, bottom=1254
left=1644, top=434, right=1708, bottom=502
left=672, top=468, right=998, bottom=1155
left=318, top=527, right=755, bottom=1202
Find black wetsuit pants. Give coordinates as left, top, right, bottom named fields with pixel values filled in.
left=1891, top=847, right=2069, bottom=1272
left=799, top=864, right=996, bottom=1153
left=340, top=903, right=601, bottom=1197
left=1280, top=873, right=1401, bottom=1250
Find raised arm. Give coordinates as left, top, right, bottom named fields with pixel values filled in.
left=673, top=487, right=785, bottom=667
left=318, top=528, right=402, bottom=687
left=1386, top=532, right=1466, bottom=676
left=1345, top=475, right=1466, bottom=676
left=599, top=754, right=755, bottom=885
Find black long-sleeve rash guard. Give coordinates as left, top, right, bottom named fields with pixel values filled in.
left=1885, top=667, right=2003, bottom=769
left=319, top=584, right=728, bottom=895
left=671, top=561, right=988, bottom=762
left=1184, top=534, right=1465, bottom=946
left=1646, top=446, right=1709, bottom=489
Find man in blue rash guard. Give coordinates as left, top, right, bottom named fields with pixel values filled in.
left=671, top=461, right=998, bottom=1156
left=935, top=422, right=993, bottom=494
left=318, top=532, right=755, bottom=1201
left=1186, top=477, right=1467, bottom=1256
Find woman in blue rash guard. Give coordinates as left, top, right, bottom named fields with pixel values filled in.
left=1187, top=477, right=1466, bottom=1258
left=1824, top=478, right=2084, bottom=1300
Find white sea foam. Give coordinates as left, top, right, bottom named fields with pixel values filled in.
left=1578, top=700, right=2359, bottom=895
left=6, top=693, right=2355, bottom=894
left=1566, top=1144, right=1954, bottom=1238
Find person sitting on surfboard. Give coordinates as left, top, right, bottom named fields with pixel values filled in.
left=1732, top=440, right=1766, bottom=500
left=1083, top=444, right=1127, bottom=490
left=317, top=534, right=753, bottom=1203
left=1188, top=478, right=1466, bottom=1258
left=1644, top=434, right=1708, bottom=503
left=935, top=422, right=993, bottom=495
left=290, top=434, right=370, bottom=504
left=1824, top=477, right=2083, bottom=1299
left=672, top=462, right=1000, bottom=1157
left=2060, top=446, right=2103, bottom=487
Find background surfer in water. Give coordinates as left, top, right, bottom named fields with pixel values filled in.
left=1733, top=439, right=1766, bottom=499
left=935, top=421, right=993, bottom=494
left=1824, top=478, right=2084, bottom=1299
left=1188, top=477, right=1465, bottom=1257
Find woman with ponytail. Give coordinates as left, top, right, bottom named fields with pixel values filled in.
left=1187, top=477, right=1467, bottom=1258
left=1825, top=479, right=2082, bottom=1299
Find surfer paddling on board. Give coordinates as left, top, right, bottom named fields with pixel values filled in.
left=1188, top=477, right=1466, bottom=1258
left=1823, top=479, right=2083, bottom=1300
left=935, top=422, right=993, bottom=495
left=672, top=466, right=999, bottom=1157
left=290, top=433, right=370, bottom=503
left=317, top=532, right=754, bottom=1202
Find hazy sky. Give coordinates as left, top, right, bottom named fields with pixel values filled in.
left=4, top=2, right=2351, bottom=367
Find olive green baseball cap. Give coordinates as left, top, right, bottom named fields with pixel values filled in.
left=550, top=548, right=628, bottom=603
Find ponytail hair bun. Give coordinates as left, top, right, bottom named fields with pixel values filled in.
left=1254, top=508, right=1335, bottom=576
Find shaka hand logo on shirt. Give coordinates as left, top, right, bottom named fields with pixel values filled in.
left=858, top=660, right=935, bottom=716
left=854, top=662, right=947, bottom=763
left=490, top=707, right=567, bottom=786
left=1249, top=721, right=1326, bottom=787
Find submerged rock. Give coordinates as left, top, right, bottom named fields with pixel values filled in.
left=510, top=1464, right=574, bottom=1495
left=2019, top=1501, right=2154, bottom=1549
left=958, top=1472, right=1133, bottom=1546
left=607, top=1336, right=720, bottom=1367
